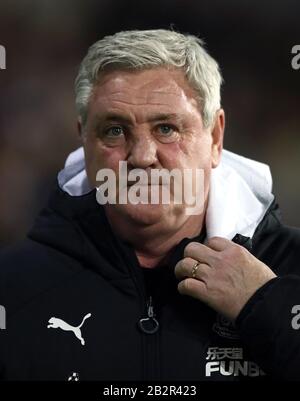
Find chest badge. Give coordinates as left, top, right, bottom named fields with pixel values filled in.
left=47, top=313, right=91, bottom=345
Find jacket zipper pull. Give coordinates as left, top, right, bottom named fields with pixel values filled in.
left=138, top=296, right=160, bottom=334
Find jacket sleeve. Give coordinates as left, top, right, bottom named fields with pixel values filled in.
left=236, top=275, right=300, bottom=380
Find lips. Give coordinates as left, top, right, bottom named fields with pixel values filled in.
left=126, top=177, right=162, bottom=187
left=127, top=181, right=162, bottom=187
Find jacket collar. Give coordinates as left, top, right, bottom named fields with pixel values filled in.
left=58, top=147, right=275, bottom=241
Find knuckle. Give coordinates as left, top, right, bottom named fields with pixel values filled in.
left=179, top=258, right=191, bottom=274
left=184, top=242, right=198, bottom=256
left=233, top=243, right=248, bottom=258
left=222, top=244, right=248, bottom=264
left=212, top=252, right=223, bottom=267
left=175, top=258, right=192, bottom=278
left=209, top=236, right=223, bottom=245
left=207, top=237, right=218, bottom=248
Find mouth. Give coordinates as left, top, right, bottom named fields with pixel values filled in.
left=126, top=181, right=162, bottom=187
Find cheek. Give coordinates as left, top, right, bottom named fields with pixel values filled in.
left=160, top=135, right=212, bottom=171
left=185, top=135, right=213, bottom=166
left=97, top=147, right=124, bottom=170
left=156, top=142, right=184, bottom=169
left=84, top=140, right=125, bottom=183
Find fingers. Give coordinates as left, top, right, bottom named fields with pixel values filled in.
left=184, top=242, right=216, bottom=265
left=184, top=237, right=233, bottom=265
left=175, top=257, right=211, bottom=281
left=177, top=277, right=208, bottom=301
left=206, top=236, right=233, bottom=252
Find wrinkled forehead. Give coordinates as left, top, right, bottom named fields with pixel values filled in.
left=89, top=67, right=200, bottom=114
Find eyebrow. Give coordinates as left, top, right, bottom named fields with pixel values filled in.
left=148, top=113, right=184, bottom=123
left=95, top=112, right=185, bottom=125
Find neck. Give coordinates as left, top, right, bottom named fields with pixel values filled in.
left=104, top=205, right=207, bottom=269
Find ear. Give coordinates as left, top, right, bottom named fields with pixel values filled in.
left=210, top=109, right=225, bottom=168
left=77, top=117, right=84, bottom=141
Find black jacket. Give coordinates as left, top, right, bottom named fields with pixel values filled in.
left=1, top=179, right=300, bottom=382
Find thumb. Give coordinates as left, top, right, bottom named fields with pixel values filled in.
left=177, top=278, right=208, bottom=302
left=206, top=236, right=232, bottom=252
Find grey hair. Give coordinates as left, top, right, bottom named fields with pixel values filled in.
left=75, top=29, right=223, bottom=129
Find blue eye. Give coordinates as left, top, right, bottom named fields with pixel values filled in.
left=106, top=126, right=124, bottom=137
left=158, top=125, right=174, bottom=135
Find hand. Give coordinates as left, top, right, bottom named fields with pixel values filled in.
left=174, top=236, right=277, bottom=321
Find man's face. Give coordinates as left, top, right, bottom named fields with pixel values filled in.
left=81, top=67, right=224, bottom=226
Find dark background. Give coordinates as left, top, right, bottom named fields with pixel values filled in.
left=0, top=0, right=299, bottom=247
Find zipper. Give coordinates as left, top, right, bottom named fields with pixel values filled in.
left=138, top=296, right=159, bottom=334
left=116, top=235, right=163, bottom=381
left=125, top=257, right=161, bottom=380
left=138, top=294, right=161, bottom=380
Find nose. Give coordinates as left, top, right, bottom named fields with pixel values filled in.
left=127, top=135, right=158, bottom=169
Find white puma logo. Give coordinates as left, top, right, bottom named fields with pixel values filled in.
left=47, top=313, right=91, bottom=345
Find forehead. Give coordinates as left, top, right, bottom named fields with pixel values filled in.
left=88, top=67, right=200, bottom=115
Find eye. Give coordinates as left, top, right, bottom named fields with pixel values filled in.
left=105, top=126, right=125, bottom=137
left=157, top=124, right=175, bottom=136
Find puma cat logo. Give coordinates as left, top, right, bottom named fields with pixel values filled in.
left=47, top=313, right=91, bottom=345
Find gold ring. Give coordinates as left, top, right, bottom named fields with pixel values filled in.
left=191, top=261, right=200, bottom=278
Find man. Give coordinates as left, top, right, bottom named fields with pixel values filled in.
left=0, top=29, right=300, bottom=381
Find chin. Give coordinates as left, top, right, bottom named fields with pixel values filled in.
left=116, top=202, right=175, bottom=226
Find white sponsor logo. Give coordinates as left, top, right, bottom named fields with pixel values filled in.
left=47, top=313, right=91, bottom=345
left=95, top=162, right=205, bottom=215
left=206, top=347, right=243, bottom=360
left=205, top=347, right=265, bottom=377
